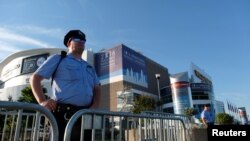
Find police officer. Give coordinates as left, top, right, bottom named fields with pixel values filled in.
left=30, top=29, right=101, bottom=141
left=201, top=104, right=215, bottom=128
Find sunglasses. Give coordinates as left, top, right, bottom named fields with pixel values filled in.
left=70, top=38, right=86, bottom=44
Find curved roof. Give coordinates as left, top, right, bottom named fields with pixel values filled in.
left=0, top=48, right=67, bottom=73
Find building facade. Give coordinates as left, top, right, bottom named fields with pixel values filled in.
left=161, top=63, right=216, bottom=115
left=95, top=44, right=171, bottom=111
left=214, top=100, right=225, bottom=114
left=0, top=48, right=62, bottom=100
left=0, top=45, right=172, bottom=112
left=0, top=48, right=95, bottom=101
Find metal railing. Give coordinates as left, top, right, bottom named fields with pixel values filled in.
left=141, top=111, right=193, bottom=141
left=64, top=109, right=192, bottom=141
left=0, top=101, right=193, bottom=141
left=0, top=101, right=58, bottom=141
left=141, top=111, right=192, bottom=129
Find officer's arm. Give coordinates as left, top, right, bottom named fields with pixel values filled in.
left=30, top=73, right=57, bottom=111
left=201, top=113, right=208, bottom=128
left=30, top=73, right=46, bottom=104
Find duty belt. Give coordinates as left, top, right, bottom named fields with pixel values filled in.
left=56, top=103, right=90, bottom=120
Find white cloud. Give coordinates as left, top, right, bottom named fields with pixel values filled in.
left=9, top=25, right=63, bottom=38
left=0, top=41, right=21, bottom=53
left=0, top=27, right=57, bottom=48
left=0, top=41, right=22, bottom=61
left=0, top=27, right=61, bottom=61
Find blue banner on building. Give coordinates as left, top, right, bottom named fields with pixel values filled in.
left=122, top=46, right=148, bottom=87
left=95, top=45, right=148, bottom=87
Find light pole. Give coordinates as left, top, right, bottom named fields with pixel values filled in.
left=155, top=73, right=161, bottom=111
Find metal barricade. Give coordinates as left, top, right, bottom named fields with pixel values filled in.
left=141, top=111, right=192, bottom=129
left=0, top=101, right=59, bottom=141
left=0, top=101, right=193, bottom=141
left=141, top=111, right=193, bottom=141
left=64, top=109, right=192, bottom=141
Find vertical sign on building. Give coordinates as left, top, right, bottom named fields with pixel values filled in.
left=122, top=46, right=148, bottom=88
left=170, top=72, right=192, bottom=114
left=95, top=46, right=123, bottom=84
left=171, top=81, right=192, bottom=114
left=95, top=45, right=148, bottom=88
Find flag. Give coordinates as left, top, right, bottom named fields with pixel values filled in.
left=227, top=101, right=231, bottom=112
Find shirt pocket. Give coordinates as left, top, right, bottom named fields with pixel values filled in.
left=58, top=63, right=81, bottom=81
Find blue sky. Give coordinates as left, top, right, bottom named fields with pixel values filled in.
left=0, top=0, right=250, bottom=116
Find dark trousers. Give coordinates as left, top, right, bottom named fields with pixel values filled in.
left=52, top=104, right=92, bottom=141
left=207, top=122, right=214, bottom=126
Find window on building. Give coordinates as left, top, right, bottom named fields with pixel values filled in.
left=192, top=91, right=209, bottom=100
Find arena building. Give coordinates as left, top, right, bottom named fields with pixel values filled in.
left=94, top=44, right=171, bottom=111
left=161, top=63, right=216, bottom=114
left=0, top=44, right=172, bottom=112
left=1, top=44, right=222, bottom=115
left=0, top=48, right=63, bottom=101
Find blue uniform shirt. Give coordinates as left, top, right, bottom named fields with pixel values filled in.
left=201, top=110, right=214, bottom=123
left=35, top=53, right=100, bottom=106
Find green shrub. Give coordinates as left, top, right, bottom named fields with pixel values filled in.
left=131, top=95, right=156, bottom=114
left=184, top=107, right=198, bottom=117
left=215, top=113, right=234, bottom=125
left=18, top=85, right=48, bottom=104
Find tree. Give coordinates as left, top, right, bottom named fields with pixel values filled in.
left=184, top=107, right=198, bottom=117
left=0, top=86, right=48, bottom=140
left=215, top=113, right=234, bottom=125
left=18, top=85, right=48, bottom=104
left=131, top=95, right=156, bottom=114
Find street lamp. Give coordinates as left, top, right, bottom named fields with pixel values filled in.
left=155, top=73, right=161, bottom=111
left=155, top=74, right=161, bottom=100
